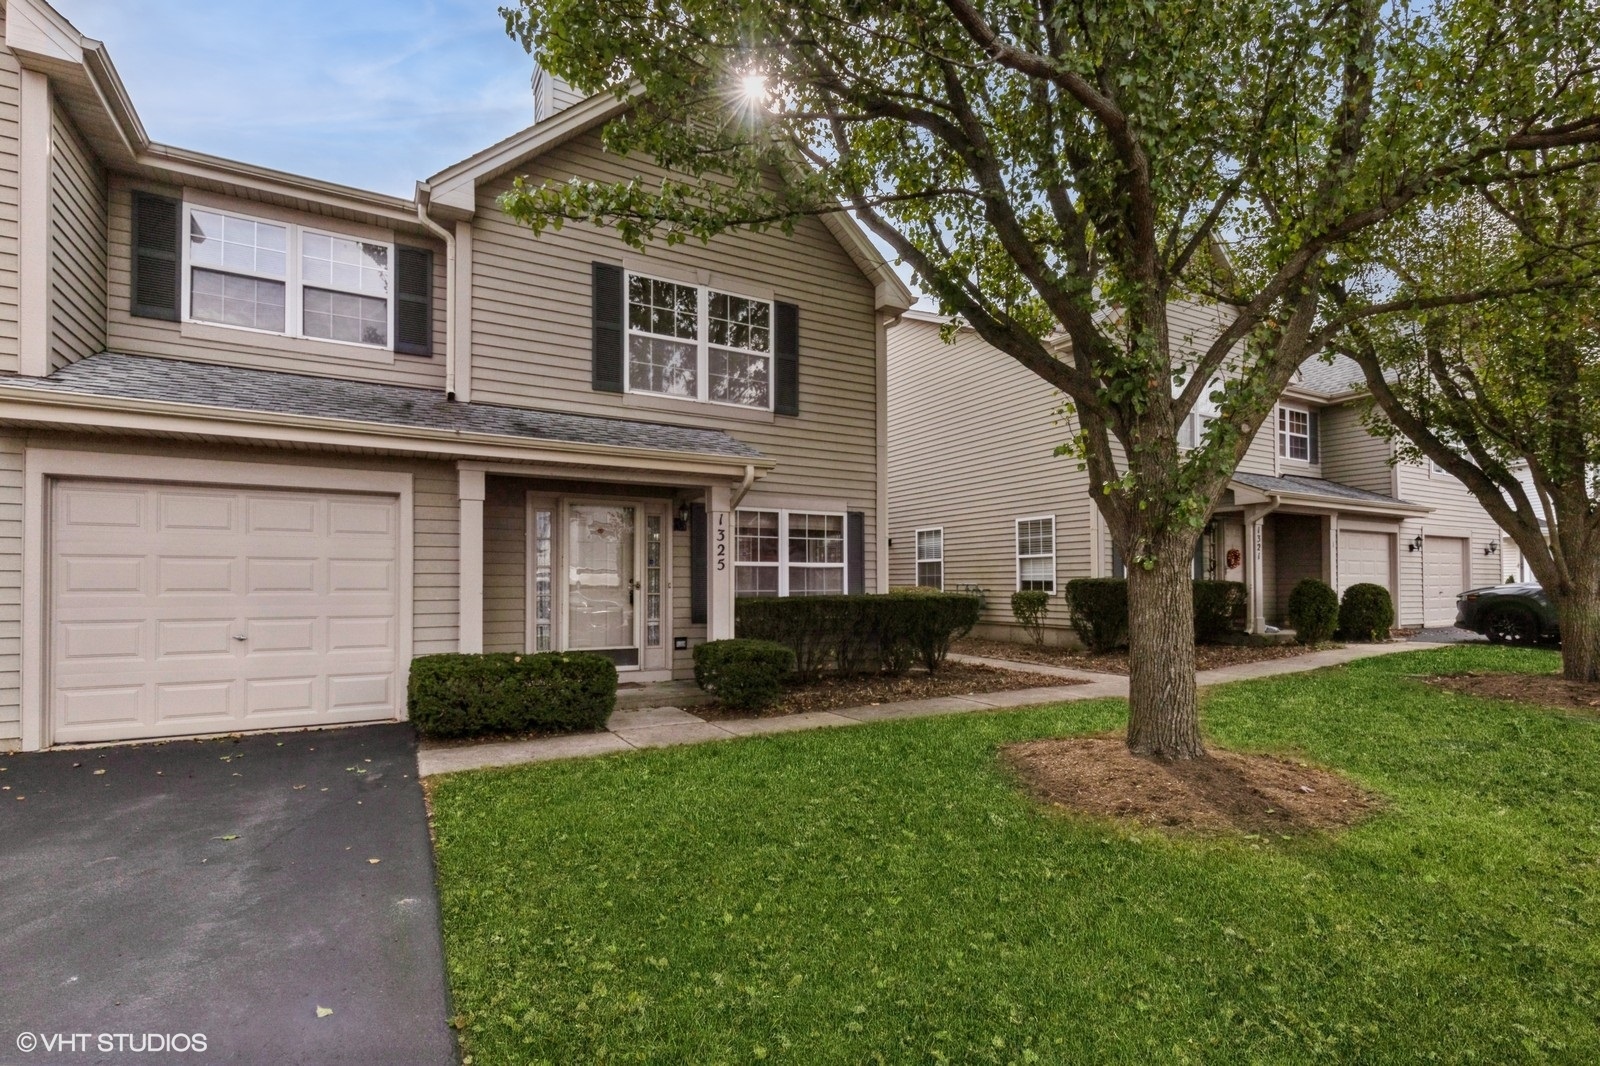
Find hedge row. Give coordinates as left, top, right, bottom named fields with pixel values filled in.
left=735, top=591, right=982, bottom=678
left=407, top=652, right=617, bottom=738
left=693, top=639, right=796, bottom=711
left=1061, top=578, right=1248, bottom=652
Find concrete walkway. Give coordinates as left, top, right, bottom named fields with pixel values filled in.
left=417, top=640, right=1432, bottom=777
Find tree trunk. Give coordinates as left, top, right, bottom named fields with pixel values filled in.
left=1557, top=578, right=1600, bottom=683
left=1125, top=549, right=1204, bottom=758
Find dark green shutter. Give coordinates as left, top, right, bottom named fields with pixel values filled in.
left=847, top=511, right=865, bottom=593
left=131, top=191, right=181, bottom=321
left=592, top=262, right=625, bottom=392
left=1308, top=410, right=1320, bottom=463
left=689, top=503, right=708, bottom=624
left=394, top=245, right=433, bottom=356
left=774, top=301, right=799, bottom=415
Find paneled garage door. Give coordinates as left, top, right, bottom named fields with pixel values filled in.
left=1424, top=535, right=1468, bottom=627
left=1339, top=531, right=1394, bottom=598
left=50, top=479, right=402, bottom=745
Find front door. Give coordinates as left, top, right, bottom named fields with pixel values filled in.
left=567, top=503, right=639, bottom=666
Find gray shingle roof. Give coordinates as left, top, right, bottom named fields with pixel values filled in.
left=1232, top=471, right=1410, bottom=506
left=5, top=353, right=764, bottom=460
left=1296, top=354, right=1367, bottom=396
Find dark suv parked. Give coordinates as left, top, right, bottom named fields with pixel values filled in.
left=1455, top=583, right=1561, bottom=645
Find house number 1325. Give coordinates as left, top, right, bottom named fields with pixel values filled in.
left=715, top=512, right=727, bottom=571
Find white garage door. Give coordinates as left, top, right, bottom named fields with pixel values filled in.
left=1424, top=536, right=1467, bottom=627
left=51, top=479, right=402, bottom=745
left=1340, top=531, right=1393, bottom=597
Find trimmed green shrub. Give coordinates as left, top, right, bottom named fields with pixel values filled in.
left=408, top=652, right=617, bottom=739
left=1287, top=578, right=1340, bottom=644
left=694, top=639, right=796, bottom=711
left=1011, top=590, right=1051, bottom=646
left=1338, top=583, right=1395, bottom=642
left=735, top=592, right=981, bottom=677
left=1063, top=578, right=1130, bottom=652
left=1193, top=580, right=1247, bottom=643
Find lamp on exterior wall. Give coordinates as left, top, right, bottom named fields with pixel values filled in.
left=1408, top=535, right=1424, bottom=552
left=673, top=500, right=691, bottom=532
left=1484, top=541, right=1499, bottom=555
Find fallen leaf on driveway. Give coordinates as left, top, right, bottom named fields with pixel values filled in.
left=316, top=1006, right=334, bottom=1018
left=293, top=785, right=306, bottom=790
left=213, top=834, right=239, bottom=841
left=368, top=858, right=381, bottom=865
left=93, top=769, right=106, bottom=775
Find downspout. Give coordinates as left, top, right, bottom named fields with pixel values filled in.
left=729, top=464, right=758, bottom=510
left=415, top=184, right=458, bottom=400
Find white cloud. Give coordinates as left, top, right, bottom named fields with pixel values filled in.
left=50, top=0, right=536, bottom=195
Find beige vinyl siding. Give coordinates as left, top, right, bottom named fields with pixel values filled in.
left=48, top=100, right=106, bottom=371
left=465, top=128, right=880, bottom=583
left=1391, top=460, right=1507, bottom=627
left=887, top=318, right=1094, bottom=635
left=0, top=432, right=20, bottom=743
left=0, top=12, right=21, bottom=376
left=412, top=463, right=461, bottom=655
left=483, top=476, right=526, bottom=653
left=1319, top=402, right=1394, bottom=495
left=104, top=174, right=448, bottom=388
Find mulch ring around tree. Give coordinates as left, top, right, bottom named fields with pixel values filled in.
left=1000, top=735, right=1381, bottom=836
left=696, top=662, right=1078, bottom=721
left=1421, top=672, right=1600, bottom=715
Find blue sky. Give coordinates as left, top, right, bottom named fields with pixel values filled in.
left=51, top=0, right=538, bottom=197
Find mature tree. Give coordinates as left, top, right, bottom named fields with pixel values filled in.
left=499, top=0, right=1600, bottom=756
left=1334, top=171, right=1600, bottom=680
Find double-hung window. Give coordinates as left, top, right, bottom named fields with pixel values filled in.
left=627, top=271, right=773, bottom=410
left=735, top=509, right=845, bottom=596
left=1278, top=405, right=1311, bottom=461
left=1016, top=516, right=1056, bottom=593
left=916, top=527, right=944, bottom=590
left=185, top=205, right=394, bottom=350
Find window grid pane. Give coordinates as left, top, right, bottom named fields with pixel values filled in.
left=627, top=335, right=698, bottom=397
left=736, top=564, right=779, bottom=597
left=189, top=210, right=287, bottom=279
left=788, top=565, right=844, bottom=596
left=917, top=561, right=943, bottom=589
left=708, top=291, right=771, bottom=353
left=628, top=274, right=699, bottom=340
left=788, top=513, right=844, bottom=564
left=301, top=233, right=389, bottom=298
left=303, top=287, right=388, bottom=347
left=709, top=347, right=771, bottom=408
left=736, top=510, right=779, bottom=563
left=190, top=268, right=285, bottom=332
left=916, top=530, right=943, bottom=562
left=1017, top=518, right=1055, bottom=593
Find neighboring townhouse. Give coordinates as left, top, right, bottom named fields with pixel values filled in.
left=887, top=309, right=1515, bottom=644
left=0, top=0, right=912, bottom=751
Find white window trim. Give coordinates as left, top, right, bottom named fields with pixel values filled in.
left=1278, top=403, right=1312, bottom=462
left=624, top=269, right=775, bottom=412
left=1015, top=515, right=1056, bottom=593
left=735, top=507, right=847, bottom=597
left=181, top=203, right=396, bottom=353
left=915, top=526, right=944, bottom=590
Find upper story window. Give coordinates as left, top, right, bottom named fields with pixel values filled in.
left=627, top=271, right=772, bottom=410
left=185, top=205, right=393, bottom=350
left=735, top=508, right=845, bottom=596
left=1278, top=404, right=1314, bottom=462
left=1016, top=516, right=1056, bottom=593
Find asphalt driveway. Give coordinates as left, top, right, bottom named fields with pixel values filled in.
left=0, top=725, right=455, bottom=1065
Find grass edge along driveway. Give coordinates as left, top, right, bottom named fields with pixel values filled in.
left=431, top=647, right=1600, bottom=1065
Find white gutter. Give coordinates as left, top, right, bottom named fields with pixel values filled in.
left=414, top=184, right=459, bottom=400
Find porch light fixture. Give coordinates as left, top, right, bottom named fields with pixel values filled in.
left=673, top=500, right=691, bottom=532
left=1408, top=535, right=1424, bottom=552
left=1484, top=542, right=1499, bottom=555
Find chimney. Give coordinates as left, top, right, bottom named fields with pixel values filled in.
left=531, top=61, right=584, bottom=124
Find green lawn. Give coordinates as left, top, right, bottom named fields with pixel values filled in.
left=430, top=646, right=1600, bottom=1064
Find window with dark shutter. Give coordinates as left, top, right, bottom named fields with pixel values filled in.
left=689, top=503, right=708, bottom=625
left=774, top=300, right=799, bottom=415
left=847, top=511, right=865, bottom=594
left=592, top=262, right=625, bottom=392
left=131, top=191, right=181, bottom=321
left=393, top=245, right=433, bottom=356
left=1308, top=410, right=1321, bottom=464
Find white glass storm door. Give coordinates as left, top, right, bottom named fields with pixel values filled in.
left=566, top=503, right=639, bottom=666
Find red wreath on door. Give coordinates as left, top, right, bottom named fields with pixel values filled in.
left=1226, top=548, right=1243, bottom=570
